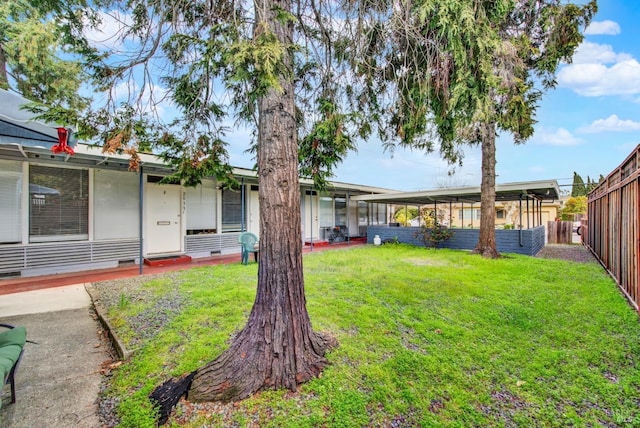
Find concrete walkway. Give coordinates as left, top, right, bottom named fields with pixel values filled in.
left=0, top=284, right=111, bottom=427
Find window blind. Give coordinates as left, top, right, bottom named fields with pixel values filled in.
left=29, top=165, right=88, bottom=241
left=221, top=188, right=242, bottom=232
left=186, top=180, right=216, bottom=231
left=94, top=169, right=139, bottom=240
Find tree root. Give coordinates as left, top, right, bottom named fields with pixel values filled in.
left=149, top=328, right=338, bottom=425
left=472, top=244, right=502, bottom=259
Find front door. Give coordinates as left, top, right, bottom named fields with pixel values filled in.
left=145, top=183, right=182, bottom=255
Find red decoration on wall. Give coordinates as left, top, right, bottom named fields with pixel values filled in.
left=52, top=127, right=75, bottom=155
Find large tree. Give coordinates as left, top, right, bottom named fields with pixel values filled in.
left=379, top=0, right=595, bottom=258
left=86, top=1, right=378, bottom=419
left=572, top=171, right=587, bottom=197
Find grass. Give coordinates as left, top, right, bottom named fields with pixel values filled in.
left=96, top=245, right=640, bottom=427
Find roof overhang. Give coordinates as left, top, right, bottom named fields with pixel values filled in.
left=351, top=180, right=561, bottom=205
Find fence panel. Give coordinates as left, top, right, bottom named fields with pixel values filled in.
left=586, top=144, right=640, bottom=311
left=547, top=221, right=572, bottom=244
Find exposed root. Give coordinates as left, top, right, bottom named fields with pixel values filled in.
left=149, top=371, right=196, bottom=425
left=188, top=329, right=334, bottom=403
left=471, top=244, right=502, bottom=259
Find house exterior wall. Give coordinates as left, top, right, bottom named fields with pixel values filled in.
left=0, top=156, right=383, bottom=277
left=367, top=225, right=545, bottom=256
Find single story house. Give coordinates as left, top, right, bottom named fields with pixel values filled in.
left=0, top=89, right=561, bottom=278
left=0, top=89, right=392, bottom=277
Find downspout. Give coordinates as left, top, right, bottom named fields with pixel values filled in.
left=139, top=166, right=144, bottom=274
left=519, top=194, right=524, bottom=247
left=461, top=202, right=464, bottom=229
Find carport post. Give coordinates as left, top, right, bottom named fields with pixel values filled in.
left=240, top=178, right=245, bottom=232
left=346, top=190, right=350, bottom=245
left=138, top=165, right=144, bottom=275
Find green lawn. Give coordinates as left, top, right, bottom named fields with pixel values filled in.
left=96, top=245, right=640, bottom=427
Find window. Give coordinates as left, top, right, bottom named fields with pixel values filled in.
left=368, top=202, right=386, bottom=225
left=496, top=209, right=505, bottom=219
left=0, top=160, right=22, bottom=243
left=186, top=180, right=217, bottom=233
left=458, top=208, right=481, bottom=220
left=221, top=188, right=242, bottom=232
left=334, top=196, right=346, bottom=226
left=358, top=201, right=368, bottom=225
left=94, top=169, right=139, bottom=240
left=29, top=165, right=88, bottom=241
left=319, top=195, right=333, bottom=227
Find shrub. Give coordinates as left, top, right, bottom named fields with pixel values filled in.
left=414, top=219, right=454, bottom=248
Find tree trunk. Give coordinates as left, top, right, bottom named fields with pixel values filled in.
left=187, top=0, right=333, bottom=403
left=472, top=122, right=501, bottom=258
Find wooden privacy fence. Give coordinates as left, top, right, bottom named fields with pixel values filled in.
left=547, top=221, right=572, bottom=244
left=586, top=144, right=640, bottom=312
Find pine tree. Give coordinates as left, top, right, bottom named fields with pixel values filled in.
left=572, top=172, right=587, bottom=197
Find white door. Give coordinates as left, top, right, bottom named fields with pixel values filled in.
left=249, top=187, right=260, bottom=237
left=303, top=192, right=319, bottom=241
left=145, top=183, right=182, bottom=255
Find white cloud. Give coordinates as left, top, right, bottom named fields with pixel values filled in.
left=578, top=115, right=640, bottom=133
left=557, top=59, right=640, bottom=96
left=570, top=42, right=632, bottom=65
left=533, top=128, right=582, bottom=146
left=584, top=20, right=621, bottom=35
left=84, top=11, right=135, bottom=51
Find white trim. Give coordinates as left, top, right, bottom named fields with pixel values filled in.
left=88, top=168, right=94, bottom=241
left=21, top=161, right=29, bottom=245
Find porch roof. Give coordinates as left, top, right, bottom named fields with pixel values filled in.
left=0, top=90, right=60, bottom=147
left=350, top=180, right=561, bottom=205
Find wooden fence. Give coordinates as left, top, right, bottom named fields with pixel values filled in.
left=547, top=221, right=573, bottom=244
left=585, top=144, right=640, bottom=311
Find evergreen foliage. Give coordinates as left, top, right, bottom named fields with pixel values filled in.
left=572, top=171, right=587, bottom=197
left=0, top=0, right=98, bottom=129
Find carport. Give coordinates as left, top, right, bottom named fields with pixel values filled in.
left=351, top=180, right=561, bottom=255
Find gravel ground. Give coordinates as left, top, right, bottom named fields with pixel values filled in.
left=535, top=243, right=599, bottom=264
left=90, top=272, right=186, bottom=428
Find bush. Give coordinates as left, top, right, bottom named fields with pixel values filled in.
left=414, top=219, right=454, bottom=248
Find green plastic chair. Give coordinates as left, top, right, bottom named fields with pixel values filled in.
left=239, top=232, right=259, bottom=264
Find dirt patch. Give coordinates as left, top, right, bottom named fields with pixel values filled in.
left=536, top=244, right=598, bottom=264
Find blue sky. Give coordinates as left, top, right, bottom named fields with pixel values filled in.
left=323, top=1, right=640, bottom=192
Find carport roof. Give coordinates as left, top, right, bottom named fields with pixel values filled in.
left=350, top=180, right=561, bottom=205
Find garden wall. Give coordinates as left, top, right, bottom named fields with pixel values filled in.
left=367, top=225, right=545, bottom=256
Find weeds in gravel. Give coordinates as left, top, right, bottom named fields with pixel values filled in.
left=94, top=245, right=640, bottom=427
